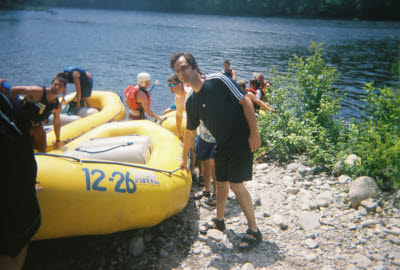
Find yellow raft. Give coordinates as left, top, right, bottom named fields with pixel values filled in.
left=45, top=91, right=126, bottom=152
left=33, top=120, right=191, bottom=240
left=160, top=110, right=186, bottom=136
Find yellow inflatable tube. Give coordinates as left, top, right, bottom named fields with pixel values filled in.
left=33, top=120, right=191, bottom=240
left=161, top=110, right=186, bottom=136
left=45, top=91, right=126, bottom=152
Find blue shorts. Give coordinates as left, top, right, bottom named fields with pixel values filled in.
left=195, top=136, right=215, bottom=161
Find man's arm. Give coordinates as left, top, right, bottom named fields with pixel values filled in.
left=137, top=91, right=162, bottom=120
left=247, top=92, right=276, bottom=113
left=10, top=86, right=43, bottom=102
left=72, top=70, right=82, bottom=109
left=53, top=104, right=61, bottom=149
left=232, top=70, right=237, bottom=81
left=175, top=96, right=185, bottom=140
left=180, top=128, right=197, bottom=171
left=239, top=95, right=261, bottom=152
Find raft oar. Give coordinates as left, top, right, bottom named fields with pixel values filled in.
left=149, top=80, right=159, bottom=93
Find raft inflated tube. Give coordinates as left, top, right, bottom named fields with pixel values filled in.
left=76, top=107, right=99, bottom=118
left=47, top=114, right=82, bottom=126
left=79, top=135, right=153, bottom=150
left=64, top=143, right=151, bottom=164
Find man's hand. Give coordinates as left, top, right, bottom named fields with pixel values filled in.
left=248, top=132, right=261, bottom=152
left=35, top=181, right=45, bottom=192
left=180, top=160, right=188, bottom=172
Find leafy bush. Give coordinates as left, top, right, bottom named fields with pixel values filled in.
left=257, top=42, right=400, bottom=190
left=341, top=84, right=400, bottom=189
left=258, top=42, right=342, bottom=165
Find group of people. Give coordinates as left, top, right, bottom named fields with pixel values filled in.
left=0, top=67, right=93, bottom=153
left=124, top=56, right=276, bottom=251
left=1, top=55, right=274, bottom=269
left=0, top=67, right=92, bottom=270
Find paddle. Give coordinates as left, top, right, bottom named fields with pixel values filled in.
left=149, top=80, right=159, bottom=93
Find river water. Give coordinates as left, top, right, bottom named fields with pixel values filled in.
left=1, top=8, right=399, bottom=119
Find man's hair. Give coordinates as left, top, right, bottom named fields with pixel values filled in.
left=237, top=80, right=246, bottom=90
left=224, top=60, right=230, bottom=66
left=56, top=71, right=70, bottom=82
left=249, top=78, right=260, bottom=89
left=168, top=74, right=181, bottom=83
left=51, top=76, right=67, bottom=87
left=170, top=52, right=199, bottom=71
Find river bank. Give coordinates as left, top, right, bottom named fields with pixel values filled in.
left=23, top=156, right=400, bottom=270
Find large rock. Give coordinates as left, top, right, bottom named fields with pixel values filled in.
left=349, top=176, right=379, bottom=208
left=129, top=236, right=146, bottom=257
left=334, top=154, right=361, bottom=176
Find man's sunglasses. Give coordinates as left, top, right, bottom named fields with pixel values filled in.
left=168, top=82, right=181, bottom=87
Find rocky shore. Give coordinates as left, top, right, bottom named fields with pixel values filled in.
left=24, top=158, right=400, bottom=270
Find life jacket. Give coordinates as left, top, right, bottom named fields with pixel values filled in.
left=23, top=87, right=59, bottom=125
left=64, top=67, right=91, bottom=82
left=124, top=85, right=151, bottom=112
left=258, top=87, right=266, bottom=101
left=246, top=88, right=260, bottom=109
left=223, top=69, right=233, bottom=78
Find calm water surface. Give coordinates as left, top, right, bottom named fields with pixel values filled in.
left=1, top=8, right=399, bottom=119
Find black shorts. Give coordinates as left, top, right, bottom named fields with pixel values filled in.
left=81, top=77, right=93, bottom=98
left=214, top=143, right=253, bottom=183
left=195, top=136, right=215, bottom=161
left=0, top=214, right=41, bottom=257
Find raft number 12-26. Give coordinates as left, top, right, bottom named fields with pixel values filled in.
left=82, top=168, right=137, bottom=193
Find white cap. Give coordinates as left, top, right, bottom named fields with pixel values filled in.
left=137, top=72, right=151, bottom=87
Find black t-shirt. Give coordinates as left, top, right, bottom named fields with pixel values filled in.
left=186, top=73, right=250, bottom=149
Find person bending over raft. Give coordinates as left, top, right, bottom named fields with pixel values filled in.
left=1, top=77, right=67, bottom=152
left=124, top=72, right=163, bottom=121
left=60, top=67, right=93, bottom=114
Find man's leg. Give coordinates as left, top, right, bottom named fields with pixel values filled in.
left=216, top=180, right=229, bottom=221
left=229, top=182, right=257, bottom=231
left=203, top=159, right=212, bottom=192
left=0, top=244, right=28, bottom=270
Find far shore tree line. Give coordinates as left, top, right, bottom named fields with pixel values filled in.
left=1, top=0, right=399, bottom=20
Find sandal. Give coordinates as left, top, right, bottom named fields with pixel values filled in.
left=199, top=217, right=225, bottom=235
left=193, top=189, right=211, bottom=200
left=205, top=194, right=216, bottom=207
left=238, top=228, right=262, bottom=251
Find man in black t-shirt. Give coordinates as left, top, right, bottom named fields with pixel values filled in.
left=170, top=52, right=262, bottom=251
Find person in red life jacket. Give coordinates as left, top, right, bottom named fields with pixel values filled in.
left=60, top=67, right=93, bottom=113
left=241, top=79, right=276, bottom=114
left=4, top=76, right=66, bottom=152
left=256, top=73, right=272, bottom=100
left=124, top=72, right=163, bottom=121
left=220, top=60, right=237, bottom=81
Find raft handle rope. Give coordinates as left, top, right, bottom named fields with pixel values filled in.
left=35, top=152, right=190, bottom=176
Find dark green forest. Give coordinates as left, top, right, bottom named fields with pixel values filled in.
left=1, top=0, right=399, bottom=20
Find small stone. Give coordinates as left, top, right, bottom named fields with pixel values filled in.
left=272, top=214, right=288, bottom=230
left=305, top=253, right=318, bottom=261
left=387, top=235, right=400, bottom=245
left=297, top=212, right=321, bottom=231
left=389, top=227, right=400, bottom=236
left=339, top=175, right=351, bottom=184
left=160, top=248, right=169, bottom=258
left=287, top=163, right=305, bottom=172
left=241, top=263, right=255, bottom=270
left=202, top=249, right=212, bottom=257
left=256, top=163, right=269, bottom=170
left=360, top=198, right=378, bottom=213
left=351, top=253, right=372, bottom=269
left=192, top=248, right=202, bottom=255
left=360, top=219, right=380, bottom=229
left=287, top=187, right=299, bottom=194
left=348, top=223, right=357, bottom=230
left=207, top=229, right=224, bottom=242
left=371, top=253, right=385, bottom=261
left=129, top=236, right=145, bottom=257
left=304, top=238, right=319, bottom=249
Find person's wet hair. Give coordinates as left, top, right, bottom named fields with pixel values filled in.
left=224, top=60, right=230, bottom=66
left=249, top=78, right=260, bottom=89
left=51, top=76, right=67, bottom=87
left=168, top=74, right=181, bottom=84
left=237, top=80, right=246, bottom=90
